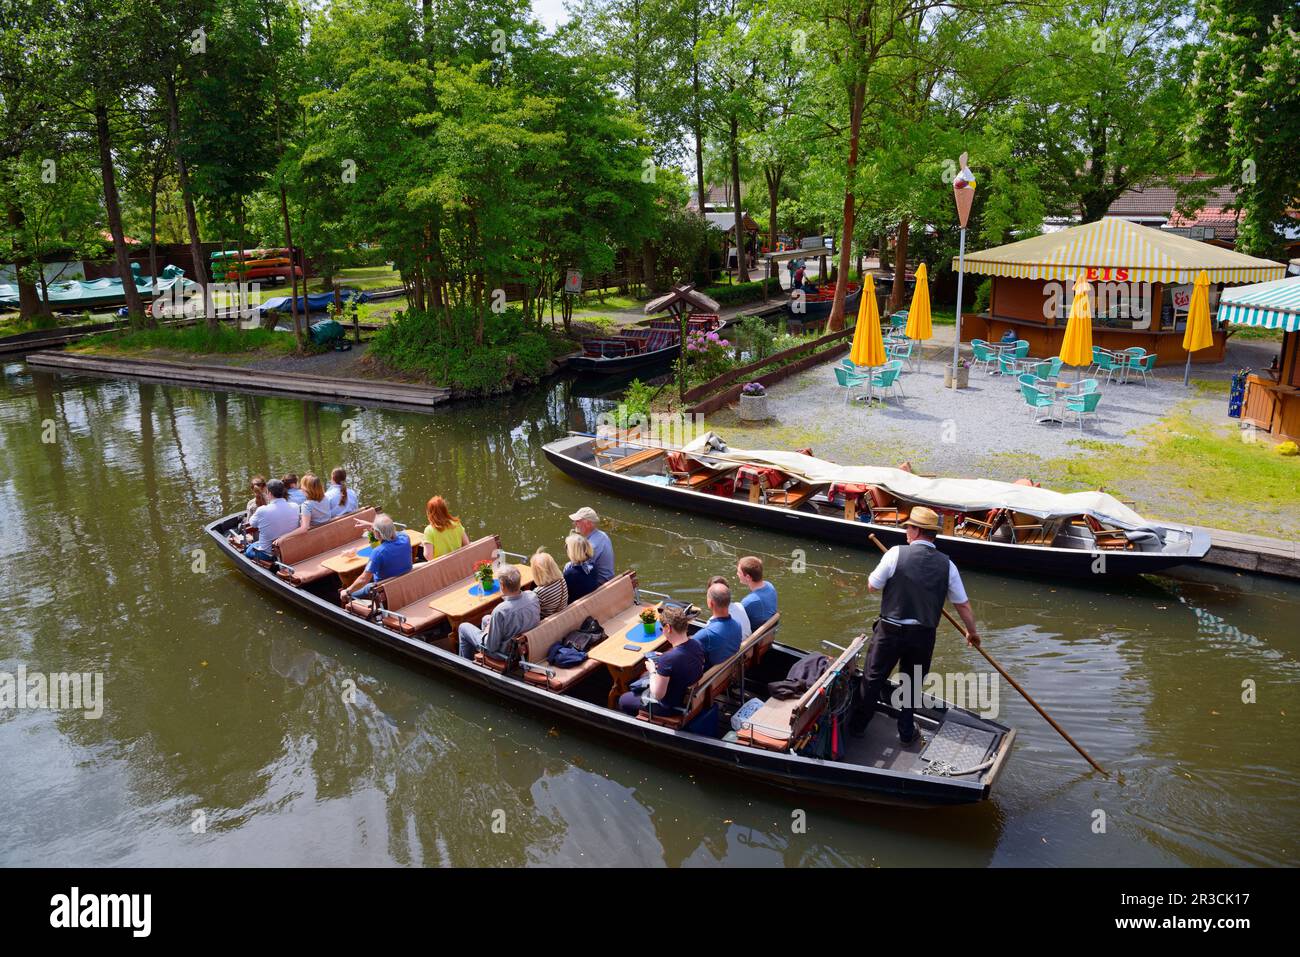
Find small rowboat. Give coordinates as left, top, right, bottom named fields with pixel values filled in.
left=565, top=314, right=723, bottom=374
left=542, top=433, right=1212, bottom=579
left=786, top=282, right=861, bottom=324
left=208, top=510, right=1015, bottom=807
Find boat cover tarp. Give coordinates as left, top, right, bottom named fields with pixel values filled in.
left=0, top=264, right=191, bottom=310
left=681, top=432, right=1154, bottom=532
left=256, top=288, right=369, bottom=315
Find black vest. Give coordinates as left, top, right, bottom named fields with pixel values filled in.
left=880, top=543, right=951, bottom=629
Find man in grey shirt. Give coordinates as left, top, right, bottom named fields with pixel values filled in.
left=570, top=506, right=614, bottom=585
left=457, top=566, right=540, bottom=660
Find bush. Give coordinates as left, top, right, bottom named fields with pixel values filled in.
left=685, top=328, right=735, bottom=384
left=702, top=279, right=769, bottom=306
left=369, top=306, right=572, bottom=393
left=973, top=279, right=992, bottom=314
left=736, top=314, right=776, bottom=362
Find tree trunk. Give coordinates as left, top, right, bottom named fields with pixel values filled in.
left=7, top=201, right=53, bottom=327
left=94, top=101, right=145, bottom=321
left=729, top=114, right=746, bottom=281
left=765, top=165, right=781, bottom=259
left=163, top=75, right=210, bottom=326
left=827, top=81, right=865, bottom=331
left=277, top=183, right=303, bottom=347
left=642, top=240, right=657, bottom=296
left=889, top=218, right=911, bottom=313
left=148, top=174, right=160, bottom=321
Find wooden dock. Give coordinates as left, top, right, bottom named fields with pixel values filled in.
left=1197, top=527, right=1300, bottom=580
left=24, top=351, right=450, bottom=412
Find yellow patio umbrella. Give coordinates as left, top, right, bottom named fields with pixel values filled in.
left=1182, top=269, right=1212, bottom=386
left=848, top=273, right=887, bottom=405
left=904, top=262, right=932, bottom=343
left=1058, top=275, right=1094, bottom=381
left=850, top=273, right=886, bottom=366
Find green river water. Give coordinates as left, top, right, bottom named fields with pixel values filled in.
left=0, top=360, right=1296, bottom=866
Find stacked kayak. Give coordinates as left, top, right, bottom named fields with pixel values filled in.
left=256, top=288, right=369, bottom=317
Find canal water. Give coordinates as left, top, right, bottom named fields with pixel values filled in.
left=1, top=361, right=1296, bottom=867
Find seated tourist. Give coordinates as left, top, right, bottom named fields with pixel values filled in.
left=457, top=566, right=540, bottom=660
left=423, top=495, right=470, bottom=562
left=569, top=506, right=614, bottom=585
left=339, top=514, right=412, bottom=604
left=245, top=475, right=269, bottom=521
left=562, top=532, right=601, bottom=602
left=244, top=479, right=299, bottom=562
left=295, top=473, right=332, bottom=530
left=694, top=582, right=742, bottom=667
left=737, top=555, right=778, bottom=630
left=282, top=472, right=307, bottom=505
left=325, top=467, right=360, bottom=518
left=618, top=606, right=706, bottom=716
left=530, top=548, right=569, bottom=619
left=709, top=575, right=751, bottom=639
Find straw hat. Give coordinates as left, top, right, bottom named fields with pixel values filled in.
left=903, top=506, right=941, bottom=532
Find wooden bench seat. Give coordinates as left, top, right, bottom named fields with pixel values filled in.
left=346, top=536, right=500, bottom=635
left=735, top=633, right=865, bottom=752
left=273, top=506, right=379, bottom=585
left=602, top=447, right=666, bottom=473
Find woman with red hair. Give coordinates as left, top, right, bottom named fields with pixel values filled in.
left=423, top=496, right=470, bottom=562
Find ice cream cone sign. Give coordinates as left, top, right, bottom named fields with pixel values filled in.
left=953, top=153, right=976, bottom=229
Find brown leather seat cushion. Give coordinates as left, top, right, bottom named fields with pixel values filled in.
left=375, top=536, right=500, bottom=635
left=735, top=697, right=802, bottom=750
left=513, top=573, right=636, bottom=693
left=274, top=506, right=379, bottom=585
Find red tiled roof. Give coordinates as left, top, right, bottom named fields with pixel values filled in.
left=1106, top=174, right=1237, bottom=219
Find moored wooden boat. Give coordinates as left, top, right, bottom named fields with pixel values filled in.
left=542, top=433, right=1212, bottom=578
left=564, top=314, right=723, bottom=374
left=207, top=510, right=1015, bottom=807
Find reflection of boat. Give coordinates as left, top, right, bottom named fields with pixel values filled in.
left=565, top=314, right=722, bottom=374
left=208, top=511, right=1015, bottom=807
left=0, top=264, right=193, bottom=311
left=543, top=433, right=1212, bottom=579
left=567, top=366, right=671, bottom=399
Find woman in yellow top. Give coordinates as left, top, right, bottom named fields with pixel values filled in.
left=423, top=496, right=470, bottom=561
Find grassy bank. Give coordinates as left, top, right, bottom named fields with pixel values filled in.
left=73, top=325, right=301, bottom=357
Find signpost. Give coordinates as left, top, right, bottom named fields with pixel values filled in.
left=951, top=153, right=976, bottom=389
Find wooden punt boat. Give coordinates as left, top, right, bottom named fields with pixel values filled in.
left=565, top=314, right=723, bottom=374
left=542, top=433, right=1212, bottom=579
left=207, top=510, right=1015, bottom=807
left=786, top=281, right=861, bottom=323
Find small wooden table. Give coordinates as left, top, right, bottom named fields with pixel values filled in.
left=427, top=564, right=536, bottom=632
left=586, top=605, right=670, bottom=708
left=321, top=528, right=428, bottom=586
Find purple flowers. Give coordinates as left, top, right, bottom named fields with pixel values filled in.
left=741, top=381, right=766, bottom=396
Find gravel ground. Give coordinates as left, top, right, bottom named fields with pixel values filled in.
left=706, top=328, right=1246, bottom=480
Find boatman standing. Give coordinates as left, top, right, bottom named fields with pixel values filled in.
left=849, top=506, right=981, bottom=745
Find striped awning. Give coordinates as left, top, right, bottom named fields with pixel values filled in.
left=955, top=217, right=1285, bottom=284
left=1217, top=276, right=1300, bottom=331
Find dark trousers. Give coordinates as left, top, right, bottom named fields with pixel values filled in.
left=850, top=619, right=937, bottom=739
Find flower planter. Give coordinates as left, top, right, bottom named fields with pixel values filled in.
left=738, top=392, right=770, bottom=421
left=642, top=621, right=656, bottom=636
left=944, top=366, right=971, bottom=390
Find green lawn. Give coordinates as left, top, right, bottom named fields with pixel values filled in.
left=72, top=324, right=300, bottom=356
left=248, top=264, right=403, bottom=298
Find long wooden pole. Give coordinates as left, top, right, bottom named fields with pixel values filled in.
left=867, top=533, right=1107, bottom=776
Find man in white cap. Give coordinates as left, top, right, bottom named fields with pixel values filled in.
left=569, top=506, right=614, bottom=586
left=849, top=506, right=980, bottom=745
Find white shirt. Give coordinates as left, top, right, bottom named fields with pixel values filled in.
left=300, top=497, right=332, bottom=527
left=868, top=540, right=968, bottom=624
left=727, top=599, right=752, bottom=639
left=325, top=482, right=360, bottom=518
left=249, top=498, right=300, bottom=552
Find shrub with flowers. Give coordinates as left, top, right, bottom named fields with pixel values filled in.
left=741, top=381, right=766, bottom=397
left=686, top=329, right=735, bottom=382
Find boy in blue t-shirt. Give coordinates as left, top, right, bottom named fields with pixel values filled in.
left=737, top=556, right=778, bottom=630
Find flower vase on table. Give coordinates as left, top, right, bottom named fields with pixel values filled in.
left=473, top=559, right=495, bottom=594
left=639, top=608, right=658, bottom=637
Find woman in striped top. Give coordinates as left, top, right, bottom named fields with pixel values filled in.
left=530, top=548, right=569, bottom=619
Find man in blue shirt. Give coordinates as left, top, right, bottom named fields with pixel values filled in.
left=570, top=506, right=614, bottom=585
left=693, top=582, right=742, bottom=667
left=340, top=514, right=412, bottom=604
left=737, top=555, right=778, bottom=630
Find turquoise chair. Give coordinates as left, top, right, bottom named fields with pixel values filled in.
left=970, top=340, right=997, bottom=373
left=1032, top=357, right=1063, bottom=380
left=1064, top=390, right=1102, bottom=430
left=1127, top=352, right=1156, bottom=385
left=997, top=353, right=1019, bottom=378
left=888, top=339, right=918, bottom=372
left=1018, top=373, right=1046, bottom=391
left=870, top=360, right=905, bottom=403
left=1077, top=378, right=1099, bottom=394
left=1090, top=348, right=1121, bottom=383
left=1014, top=339, right=1030, bottom=359
left=1019, top=382, right=1057, bottom=423
left=834, top=364, right=870, bottom=404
